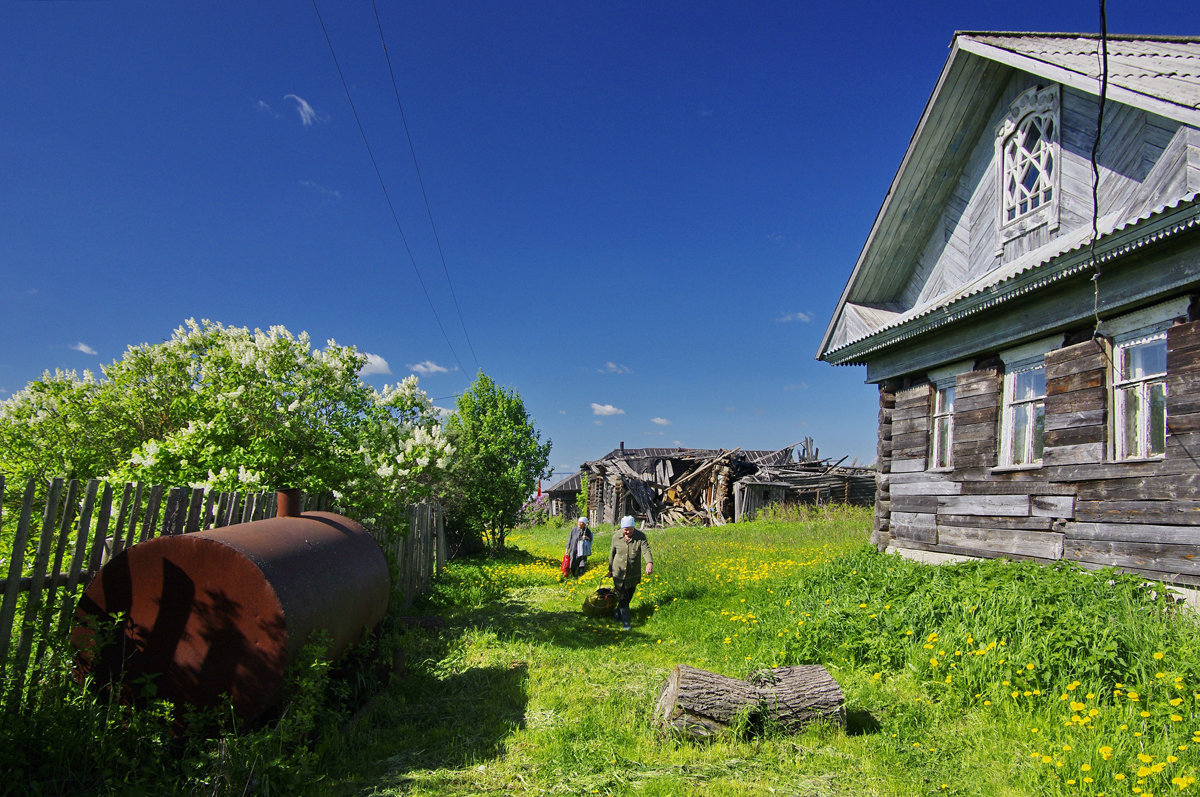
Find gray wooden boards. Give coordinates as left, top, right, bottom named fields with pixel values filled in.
left=654, top=664, right=845, bottom=739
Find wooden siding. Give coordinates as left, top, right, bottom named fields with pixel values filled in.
left=897, top=77, right=1186, bottom=324
left=875, top=321, right=1200, bottom=586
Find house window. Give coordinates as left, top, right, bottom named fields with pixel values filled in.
left=1000, top=363, right=1047, bottom=466
left=1113, top=334, right=1167, bottom=459
left=930, top=384, right=955, bottom=469
left=996, top=85, right=1060, bottom=241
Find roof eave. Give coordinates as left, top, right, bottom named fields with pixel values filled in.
left=816, top=36, right=971, bottom=361
left=822, top=198, right=1200, bottom=368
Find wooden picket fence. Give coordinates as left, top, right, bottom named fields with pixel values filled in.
left=0, top=473, right=444, bottom=712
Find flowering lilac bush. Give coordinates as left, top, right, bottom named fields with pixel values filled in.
left=0, top=319, right=451, bottom=539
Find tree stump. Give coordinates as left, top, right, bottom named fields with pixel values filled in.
left=654, top=664, right=845, bottom=739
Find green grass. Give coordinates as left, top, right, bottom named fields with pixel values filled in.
left=9, top=505, right=1200, bottom=795
left=302, top=506, right=1200, bottom=796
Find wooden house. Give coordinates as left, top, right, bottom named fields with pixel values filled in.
left=817, top=33, right=1200, bottom=590
left=544, top=471, right=583, bottom=518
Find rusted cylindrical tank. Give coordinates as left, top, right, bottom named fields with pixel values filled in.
left=71, top=510, right=390, bottom=722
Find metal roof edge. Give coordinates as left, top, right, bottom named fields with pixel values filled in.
left=821, top=196, right=1200, bottom=366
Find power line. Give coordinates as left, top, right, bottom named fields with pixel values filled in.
left=310, top=0, right=465, bottom=373
left=1090, top=0, right=1110, bottom=337
left=371, top=0, right=481, bottom=372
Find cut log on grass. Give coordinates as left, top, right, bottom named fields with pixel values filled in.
left=654, top=664, right=845, bottom=739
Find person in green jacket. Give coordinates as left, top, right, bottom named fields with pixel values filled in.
left=608, top=515, right=653, bottom=631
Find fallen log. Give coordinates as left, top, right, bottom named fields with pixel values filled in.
left=654, top=664, right=844, bottom=739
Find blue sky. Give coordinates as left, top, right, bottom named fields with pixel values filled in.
left=2, top=1, right=1195, bottom=480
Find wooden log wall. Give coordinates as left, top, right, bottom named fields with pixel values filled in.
left=878, top=320, right=1200, bottom=589
left=872, top=384, right=896, bottom=550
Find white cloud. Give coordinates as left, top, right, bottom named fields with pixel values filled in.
left=284, top=94, right=321, bottom=126
left=784, top=382, right=809, bottom=391
left=359, top=352, right=391, bottom=375
left=408, top=360, right=453, bottom=376
left=593, top=420, right=604, bottom=426
left=591, top=403, right=624, bottom=416
left=432, top=405, right=453, bottom=419
left=650, top=417, right=671, bottom=426
left=724, top=405, right=737, bottom=413
left=256, top=99, right=278, bottom=117
left=300, top=180, right=341, bottom=200
left=777, top=311, right=813, bottom=323
left=70, top=342, right=97, bottom=355
left=599, top=361, right=633, bottom=375
left=558, top=409, right=568, bottom=415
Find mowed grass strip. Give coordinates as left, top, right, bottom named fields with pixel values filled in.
left=324, top=505, right=1200, bottom=797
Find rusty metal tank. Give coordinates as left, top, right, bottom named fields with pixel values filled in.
left=71, top=507, right=390, bottom=722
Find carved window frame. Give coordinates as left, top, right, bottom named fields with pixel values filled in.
left=998, top=359, right=1047, bottom=468
left=930, top=383, right=955, bottom=470
left=1103, top=298, right=1189, bottom=461
left=996, top=85, right=1061, bottom=249
left=1112, top=333, right=1167, bottom=460
left=926, top=361, right=969, bottom=472
left=995, top=337, right=1057, bottom=470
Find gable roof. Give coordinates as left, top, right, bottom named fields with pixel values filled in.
left=959, top=33, right=1200, bottom=123
left=545, top=471, right=582, bottom=493
left=817, top=32, right=1200, bottom=369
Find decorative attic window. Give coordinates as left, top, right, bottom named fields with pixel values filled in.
left=996, top=85, right=1060, bottom=244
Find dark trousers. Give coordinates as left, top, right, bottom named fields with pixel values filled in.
left=614, top=582, right=636, bottom=610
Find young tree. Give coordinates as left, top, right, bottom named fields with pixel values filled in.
left=443, top=373, right=551, bottom=553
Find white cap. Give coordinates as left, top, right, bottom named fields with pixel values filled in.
left=578, top=516, right=588, bottom=524
left=620, top=516, right=636, bottom=528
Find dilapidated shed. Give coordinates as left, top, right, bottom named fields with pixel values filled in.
left=583, top=443, right=874, bottom=527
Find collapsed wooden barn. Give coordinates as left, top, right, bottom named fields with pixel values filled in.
left=582, top=444, right=875, bottom=527
left=734, top=460, right=877, bottom=522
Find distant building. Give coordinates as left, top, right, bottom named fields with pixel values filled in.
left=544, top=471, right=583, bottom=518
left=581, top=442, right=873, bottom=526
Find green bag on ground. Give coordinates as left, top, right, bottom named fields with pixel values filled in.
left=582, top=587, right=617, bottom=617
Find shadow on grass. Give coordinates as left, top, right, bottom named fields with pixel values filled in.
left=349, top=660, right=529, bottom=791
left=846, top=708, right=881, bottom=736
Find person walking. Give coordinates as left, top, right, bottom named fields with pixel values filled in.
left=608, top=515, right=652, bottom=631
left=565, top=516, right=593, bottom=577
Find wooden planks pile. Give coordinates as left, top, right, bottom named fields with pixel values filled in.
left=583, top=444, right=875, bottom=527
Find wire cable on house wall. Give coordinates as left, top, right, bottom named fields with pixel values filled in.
left=371, top=0, right=481, bottom=372
left=311, top=0, right=466, bottom=373
left=1090, top=0, right=1110, bottom=338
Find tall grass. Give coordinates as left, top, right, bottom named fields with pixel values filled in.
left=8, top=506, right=1200, bottom=795
left=325, top=506, right=1200, bottom=796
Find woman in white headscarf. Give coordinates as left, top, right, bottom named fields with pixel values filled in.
left=565, top=516, right=593, bottom=577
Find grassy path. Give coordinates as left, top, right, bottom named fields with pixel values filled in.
left=321, top=507, right=1200, bottom=797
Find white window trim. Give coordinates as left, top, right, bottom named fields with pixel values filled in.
left=996, top=337, right=1057, bottom=469
left=995, top=84, right=1061, bottom=252
left=1105, top=300, right=1187, bottom=461
left=1112, top=332, right=1169, bottom=461
left=926, top=361, right=969, bottom=472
